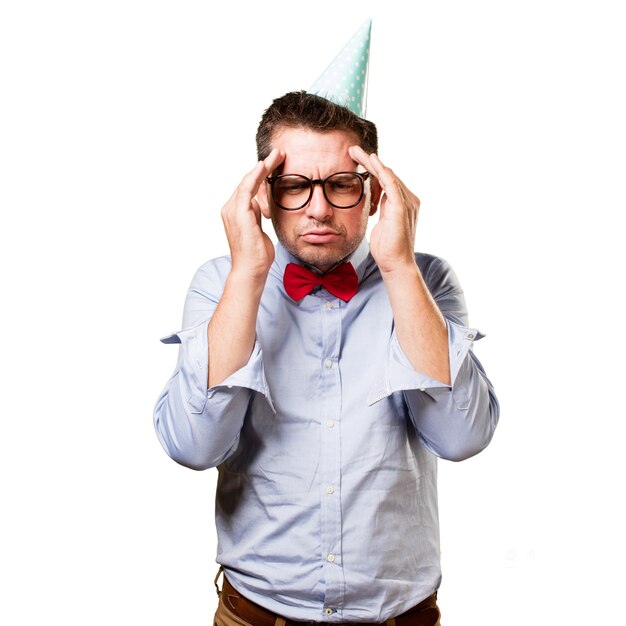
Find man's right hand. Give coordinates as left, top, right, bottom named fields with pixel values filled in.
left=220, top=148, right=285, bottom=282
left=207, top=148, right=284, bottom=388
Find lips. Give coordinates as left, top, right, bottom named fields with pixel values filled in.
left=300, top=229, right=340, bottom=243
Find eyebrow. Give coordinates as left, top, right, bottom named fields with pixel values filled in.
left=272, top=167, right=364, bottom=178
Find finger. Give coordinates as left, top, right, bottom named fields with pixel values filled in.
left=348, top=145, right=393, bottom=187
left=348, top=145, right=376, bottom=173
left=255, top=181, right=271, bottom=220
left=367, top=154, right=405, bottom=207
left=261, top=147, right=286, bottom=178
left=250, top=197, right=262, bottom=226
left=378, top=192, right=388, bottom=219
left=349, top=146, right=404, bottom=208
left=348, top=145, right=386, bottom=208
left=239, top=148, right=286, bottom=200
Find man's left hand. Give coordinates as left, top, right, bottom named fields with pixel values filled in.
left=348, top=146, right=420, bottom=275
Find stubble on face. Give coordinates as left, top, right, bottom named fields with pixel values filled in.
left=271, top=187, right=371, bottom=271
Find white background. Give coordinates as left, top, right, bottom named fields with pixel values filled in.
left=1, top=1, right=624, bottom=624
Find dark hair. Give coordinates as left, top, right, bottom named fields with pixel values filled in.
left=256, top=91, right=378, bottom=160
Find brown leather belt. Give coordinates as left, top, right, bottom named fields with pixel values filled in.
left=220, top=575, right=439, bottom=626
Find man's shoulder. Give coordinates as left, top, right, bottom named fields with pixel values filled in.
left=415, top=250, right=446, bottom=268
left=412, top=251, right=460, bottom=293
left=414, top=251, right=453, bottom=278
left=362, top=249, right=454, bottom=287
left=415, top=252, right=460, bottom=294
left=196, top=254, right=233, bottom=272
left=189, top=255, right=233, bottom=290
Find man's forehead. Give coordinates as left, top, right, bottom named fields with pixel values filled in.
left=272, top=126, right=359, bottom=149
left=271, top=127, right=359, bottom=173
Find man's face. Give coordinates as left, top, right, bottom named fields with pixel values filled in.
left=261, top=127, right=380, bottom=271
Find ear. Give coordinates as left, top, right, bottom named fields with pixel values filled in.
left=368, top=177, right=382, bottom=216
left=257, top=180, right=272, bottom=219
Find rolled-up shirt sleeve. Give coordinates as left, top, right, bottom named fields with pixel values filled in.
left=368, top=255, right=500, bottom=462
left=153, top=259, right=274, bottom=471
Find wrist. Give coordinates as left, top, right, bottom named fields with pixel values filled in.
left=226, top=267, right=268, bottom=298
left=379, top=257, right=419, bottom=282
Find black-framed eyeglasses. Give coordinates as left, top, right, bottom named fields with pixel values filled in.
left=265, top=171, right=370, bottom=211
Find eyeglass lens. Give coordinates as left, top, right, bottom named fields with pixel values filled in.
left=272, top=173, right=364, bottom=210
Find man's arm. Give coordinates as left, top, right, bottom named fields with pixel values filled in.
left=208, top=147, right=285, bottom=387
left=350, top=146, right=499, bottom=461
left=398, top=255, right=499, bottom=461
left=349, top=147, right=450, bottom=384
left=153, top=149, right=285, bottom=470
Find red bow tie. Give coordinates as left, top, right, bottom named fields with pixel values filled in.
left=283, top=262, right=359, bottom=302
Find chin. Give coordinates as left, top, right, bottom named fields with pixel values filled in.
left=284, top=242, right=343, bottom=270
left=276, top=225, right=367, bottom=270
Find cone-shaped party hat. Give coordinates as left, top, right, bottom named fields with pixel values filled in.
left=308, top=19, right=372, bottom=118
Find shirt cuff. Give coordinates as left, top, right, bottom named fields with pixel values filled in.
left=367, top=319, right=484, bottom=405
left=161, top=324, right=275, bottom=414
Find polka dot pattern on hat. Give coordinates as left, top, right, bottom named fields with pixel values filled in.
left=308, top=19, right=371, bottom=118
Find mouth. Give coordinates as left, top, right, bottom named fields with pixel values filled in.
left=300, top=229, right=341, bottom=244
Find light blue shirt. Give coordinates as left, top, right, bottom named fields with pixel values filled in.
left=154, top=239, right=499, bottom=623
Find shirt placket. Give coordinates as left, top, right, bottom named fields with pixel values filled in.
left=319, top=295, right=345, bottom=619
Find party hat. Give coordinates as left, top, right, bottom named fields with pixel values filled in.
left=308, top=19, right=372, bottom=118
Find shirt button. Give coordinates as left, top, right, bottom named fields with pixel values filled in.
left=325, top=301, right=333, bottom=310
left=324, top=359, right=333, bottom=369
left=326, top=486, right=334, bottom=495
left=327, top=553, right=335, bottom=563
left=326, top=420, right=334, bottom=428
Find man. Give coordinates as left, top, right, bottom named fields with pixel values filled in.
left=154, top=89, right=499, bottom=626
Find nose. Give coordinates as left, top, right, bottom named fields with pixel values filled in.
left=304, top=182, right=334, bottom=221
